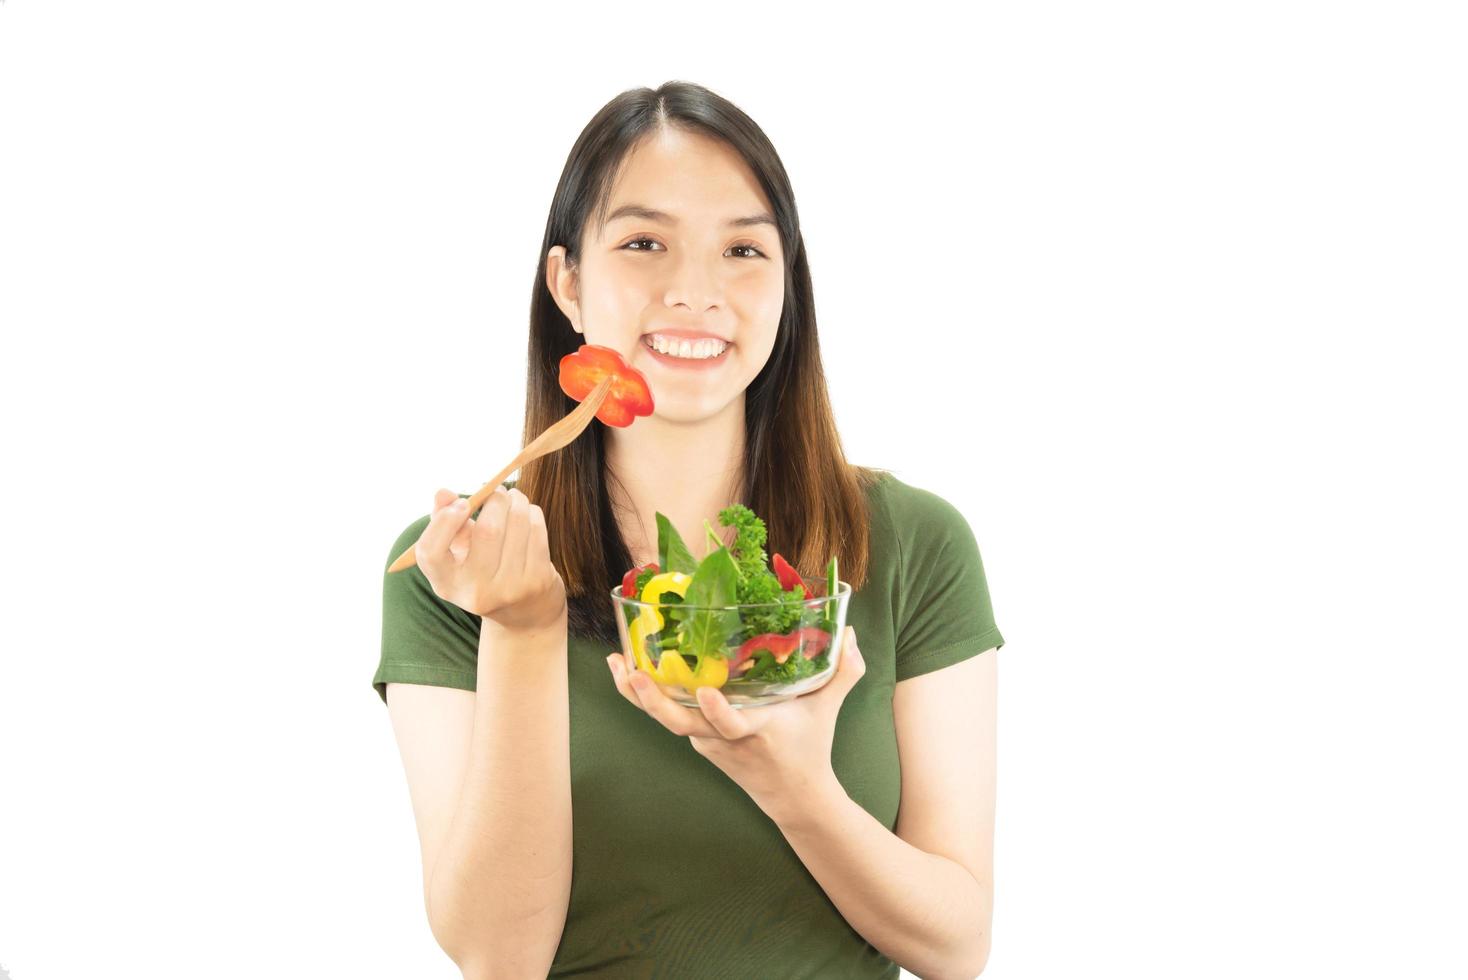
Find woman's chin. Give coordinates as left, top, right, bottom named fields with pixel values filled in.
left=641, top=391, right=740, bottom=425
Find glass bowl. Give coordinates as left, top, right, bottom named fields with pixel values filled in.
left=610, top=579, right=852, bottom=708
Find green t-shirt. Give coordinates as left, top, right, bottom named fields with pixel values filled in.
left=373, top=470, right=1004, bottom=978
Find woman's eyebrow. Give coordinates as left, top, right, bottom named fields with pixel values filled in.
left=605, top=203, right=776, bottom=229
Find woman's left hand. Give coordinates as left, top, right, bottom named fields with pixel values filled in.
left=606, top=625, right=865, bottom=819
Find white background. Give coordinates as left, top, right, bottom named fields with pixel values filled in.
left=1, top=2, right=1464, bottom=978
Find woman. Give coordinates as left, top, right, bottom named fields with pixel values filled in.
left=373, top=81, right=1004, bottom=979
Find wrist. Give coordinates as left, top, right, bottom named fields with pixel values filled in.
left=762, top=767, right=848, bottom=833
left=479, top=609, right=568, bottom=645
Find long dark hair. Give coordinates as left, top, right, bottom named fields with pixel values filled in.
left=514, top=80, right=886, bottom=648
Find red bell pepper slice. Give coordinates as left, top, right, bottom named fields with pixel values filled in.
left=771, top=552, right=806, bottom=598
left=558, top=344, right=655, bottom=427
left=621, top=561, right=659, bottom=599
left=729, top=626, right=832, bottom=674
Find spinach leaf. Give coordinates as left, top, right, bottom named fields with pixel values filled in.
left=680, top=546, right=742, bottom=660
left=657, top=512, right=699, bottom=576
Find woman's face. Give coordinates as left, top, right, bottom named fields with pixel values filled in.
left=546, top=129, right=785, bottom=423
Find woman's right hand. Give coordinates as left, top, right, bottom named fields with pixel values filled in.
left=415, top=485, right=568, bottom=633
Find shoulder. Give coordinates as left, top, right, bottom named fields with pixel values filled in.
left=868, top=471, right=976, bottom=539
left=877, top=473, right=1004, bottom=667
left=386, top=513, right=431, bottom=572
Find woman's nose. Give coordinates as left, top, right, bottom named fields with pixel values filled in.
left=661, top=251, right=724, bottom=312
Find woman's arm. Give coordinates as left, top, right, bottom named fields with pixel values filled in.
left=391, top=614, right=573, bottom=978
left=768, top=650, right=997, bottom=980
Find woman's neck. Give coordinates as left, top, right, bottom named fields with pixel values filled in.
left=604, top=396, right=747, bottom=567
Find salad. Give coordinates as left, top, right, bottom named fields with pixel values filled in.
left=615, top=502, right=841, bottom=695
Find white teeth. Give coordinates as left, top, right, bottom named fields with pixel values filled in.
left=646, top=334, right=727, bottom=358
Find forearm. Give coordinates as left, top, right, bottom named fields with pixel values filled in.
left=768, top=777, right=991, bottom=980
left=428, top=614, right=573, bottom=976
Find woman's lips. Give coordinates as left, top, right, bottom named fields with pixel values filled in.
left=642, top=336, right=732, bottom=371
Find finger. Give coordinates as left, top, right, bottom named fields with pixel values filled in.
left=469, top=486, right=513, bottom=579
left=605, top=653, right=644, bottom=709
left=429, top=489, right=467, bottom=561
left=418, top=489, right=472, bottom=574
left=496, top=488, right=532, bottom=584
left=832, top=626, right=865, bottom=693
left=444, top=490, right=476, bottom=562
left=844, top=626, right=865, bottom=675
left=527, top=502, right=551, bottom=567
left=627, top=667, right=722, bottom=738
left=449, top=509, right=474, bottom=562
left=695, top=685, right=752, bottom=740
left=804, top=625, right=861, bottom=707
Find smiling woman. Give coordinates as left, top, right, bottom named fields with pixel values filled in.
left=545, top=126, right=789, bottom=447
left=373, top=80, right=1004, bottom=979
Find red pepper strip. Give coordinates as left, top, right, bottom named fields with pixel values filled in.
left=621, top=561, right=659, bottom=599
left=791, top=626, right=832, bottom=659
left=771, top=552, right=806, bottom=598
left=558, top=344, right=655, bottom=427
left=729, top=626, right=833, bottom=673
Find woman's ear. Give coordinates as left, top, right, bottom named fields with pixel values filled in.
left=545, top=245, right=583, bottom=335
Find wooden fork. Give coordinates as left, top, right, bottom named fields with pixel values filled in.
left=386, top=375, right=614, bottom=574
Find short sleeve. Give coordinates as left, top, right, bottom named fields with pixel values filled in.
left=372, top=510, right=483, bottom=705
left=888, top=481, right=1005, bottom=682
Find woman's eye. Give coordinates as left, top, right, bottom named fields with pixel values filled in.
left=621, top=237, right=766, bottom=258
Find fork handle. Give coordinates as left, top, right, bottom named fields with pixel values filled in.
left=385, top=378, right=614, bottom=574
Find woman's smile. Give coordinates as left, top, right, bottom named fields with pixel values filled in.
left=641, top=334, right=735, bottom=371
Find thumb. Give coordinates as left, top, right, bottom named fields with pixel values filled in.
left=824, top=625, right=864, bottom=699
left=433, top=487, right=460, bottom=513
left=842, top=625, right=865, bottom=671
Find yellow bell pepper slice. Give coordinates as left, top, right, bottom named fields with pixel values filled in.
left=629, top=570, right=730, bottom=694
left=655, top=645, right=729, bottom=692
left=630, top=571, right=691, bottom=674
